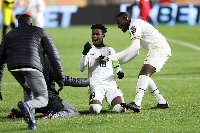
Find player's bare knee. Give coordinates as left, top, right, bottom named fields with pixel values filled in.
left=89, top=104, right=102, bottom=114
left=114, top=104, right=126, bottom=113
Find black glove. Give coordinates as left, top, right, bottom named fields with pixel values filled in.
left=57, top=79, right=65, bottom=94
left=117, top=71, right=124, bottom=79
left=0, top=92, right=2, bottom=100
left=82, top=42, right=92, bottom=55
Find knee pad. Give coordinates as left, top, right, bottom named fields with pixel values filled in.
left=114, top=104, right=126, bottom=113
left=89, top=104, right=102, bottom=114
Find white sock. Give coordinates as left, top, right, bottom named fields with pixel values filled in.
left=134, top=75, right=149, bottom=106
left=89, top=104, right=102, bottom=114
left=147, top=77, right=166, bottom=104
left=113, top=104, right=126, bottom=113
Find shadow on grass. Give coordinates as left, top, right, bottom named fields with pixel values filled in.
left=0, top=116, right=22, bottom=122
left=79, top=110, right=115, bottom=115
left=122, top=72, right=200, bottom=79
left=156, top=72, right=200, bottom=77
left=78, top=109, right=144, bottom=115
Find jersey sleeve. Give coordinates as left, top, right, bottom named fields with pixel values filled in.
left=23, top=0, right=33, bottom=13
left=110, top=48, right=122, bottom=74
left=129, top=19, right=142, bottom=41
left=119, top=39, right=140, bottom=65
left=79, top=54, right=89, bottom=72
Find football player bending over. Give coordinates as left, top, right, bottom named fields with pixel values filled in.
left=108, top=12, right=171, bottom=113
left=6, top=53, right=90, bottom=119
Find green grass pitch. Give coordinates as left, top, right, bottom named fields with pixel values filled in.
left=0, top=25, right=200, bottom=132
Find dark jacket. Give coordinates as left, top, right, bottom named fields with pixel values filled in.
left=0, top=23, right=65, bottom=81
left=37, top=54, right=90, bottom=112
left=42, top=54, right=90, bottom=91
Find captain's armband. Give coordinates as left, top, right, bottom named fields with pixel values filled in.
left=112, top=61, right=120, bottom=68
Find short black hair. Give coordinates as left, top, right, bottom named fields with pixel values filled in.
left=91, top=24, right=107, bottom=34
left=116, top=12, right=130, bottom=19
left=18, top=14, right=32, bottom=24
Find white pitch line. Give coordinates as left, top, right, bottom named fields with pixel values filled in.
left=1, top=77, right=199, bottom=85
left=165, top=37, right=200, bottom=51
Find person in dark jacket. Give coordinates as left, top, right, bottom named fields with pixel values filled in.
left=0, top=14, right=65, bottom=130
left=7, top=54, right=90, bottom=119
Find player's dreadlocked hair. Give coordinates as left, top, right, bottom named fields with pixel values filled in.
left=91, top=24, right=107, bottom=34
left=116, top=12, right=131, bottom=19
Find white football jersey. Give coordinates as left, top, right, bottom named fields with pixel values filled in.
left=24, top=0, right=46, bottom=27
left=80, top=46, right=122, bottom=85
left=129, top=19, right=171, bottom=55
left=25, top=0, right=46, bottom=15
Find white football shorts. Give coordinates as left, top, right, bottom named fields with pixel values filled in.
left=144, top=48, right=171, bottom=72
left=88, top=81, right=123, bottom=105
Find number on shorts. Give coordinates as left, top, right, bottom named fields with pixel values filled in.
left=90, top=92, right=95, bottom=100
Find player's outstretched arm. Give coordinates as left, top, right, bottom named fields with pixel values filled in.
left=119, top=50, right=139, bottom=65
left=113, top=60, right=124, bottom=79
left=57, top=76, right=90, bottom=93
left=119, top=39, right=140, bottom=64
left=108, top=39, right=140, bottom=62
left=64, top=76, right=90, bottom=87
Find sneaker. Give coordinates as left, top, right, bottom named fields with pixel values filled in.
left=39, top=114, right=51, bottom=120
left=8, top=108, right=22, bottom=119
left=27, top=123, right=36, bottom=130
left=150, top=102, right=169, bottom=109
left=17, top=101, right=36, bottom=130
left=120, top=102, right=140, bottom=113
left=8, top=113, right=16, bottom=119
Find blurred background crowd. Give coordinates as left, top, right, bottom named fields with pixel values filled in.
left=0, top=0, right=200, bottom=30
left=8, top=0, right=199, bottom=7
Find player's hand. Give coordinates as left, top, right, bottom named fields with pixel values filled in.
left=57, top=79, right=65, bottom=94
left=82, top=42, right=92, bottom=55
left=117, top=71, right=124, bottom=79
left=0, top=92, right=2, bottom=100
